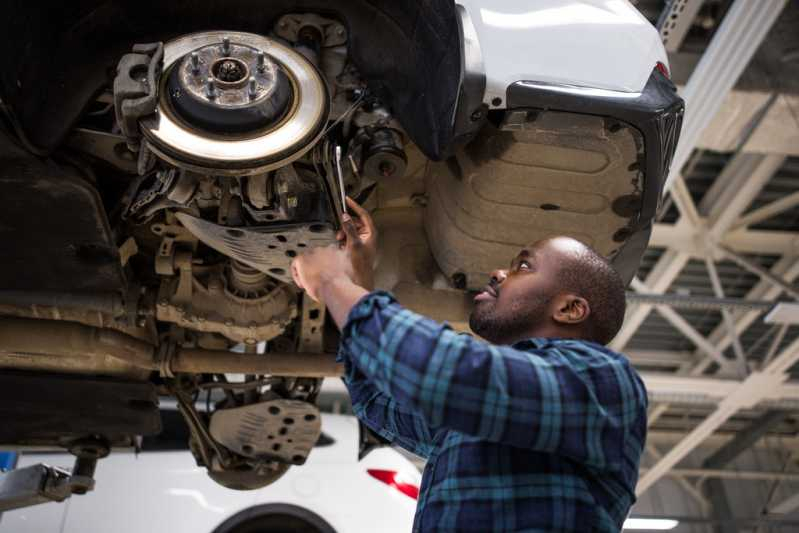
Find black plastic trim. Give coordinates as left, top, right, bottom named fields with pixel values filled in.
left=506, top=69, right=684, bottom=283
left=212, top=503, right=336, bottom=533
left=450, top=3, right=487, bottom=150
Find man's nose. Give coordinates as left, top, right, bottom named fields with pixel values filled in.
left=490, top=269, right=507, bottom=286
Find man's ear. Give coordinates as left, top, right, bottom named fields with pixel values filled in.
left=552, top=294, right=590, bottom=325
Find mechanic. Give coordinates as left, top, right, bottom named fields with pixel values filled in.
left=291, top=198, right=647, bottom=533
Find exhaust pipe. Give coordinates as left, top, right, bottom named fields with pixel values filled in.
left=0, top=317, right=343, bottom=378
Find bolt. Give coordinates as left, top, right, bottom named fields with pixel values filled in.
left=337, top=27, right=345, bottom=37
left=190, top=52, right=200, bottom=74
left=248, top=76, right=258, bottom=99
left=257, top=51, right=266, bottom=72
left=224, top=319, right=234, bottom=327
left=136, top=317, right=147, bottom=328
left=205, top=77, right=216, bottom=99
left=197, top=315, right=206, bottom=323
left=222, top=36, right=231, bottom=55
left=158, top=299, right=168, bottom=307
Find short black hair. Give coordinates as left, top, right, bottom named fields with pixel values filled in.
left=555, top=245, right=626, bottom=345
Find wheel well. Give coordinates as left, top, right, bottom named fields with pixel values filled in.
left=212, top=503, right=336, bottom=533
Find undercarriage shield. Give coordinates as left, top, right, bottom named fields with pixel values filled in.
left=209, top=399, right=321, bottom=465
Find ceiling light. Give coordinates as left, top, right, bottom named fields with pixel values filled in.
left=623, top=517, right=679, bottom=530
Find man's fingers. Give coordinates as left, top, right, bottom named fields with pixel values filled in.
left=345, top=197, right=377, bottom=240
left=290, top=259, right=304, bottom=289
left=341, top=216, right=362, bottom=249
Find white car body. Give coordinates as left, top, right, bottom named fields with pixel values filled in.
left=1, top=414, right=420, bottom=533
left=458, top=0, right=667, bottom=105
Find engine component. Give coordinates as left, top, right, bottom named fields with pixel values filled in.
left=209, top=399, right=321, bottom=466
left=140, top=31, right=329, bottom=175
left=154, top=242, right=297, bottom=344
left=361, top=128, right=407, bottom=179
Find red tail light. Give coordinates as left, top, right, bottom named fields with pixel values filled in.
left=655, top=61, right=670, bottom=79
left=367, top=469, right=420, bottom=500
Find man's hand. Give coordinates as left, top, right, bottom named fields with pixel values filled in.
left=290, top=198, right=377, bottom=325
left=337, top=197, right=377, bottom=291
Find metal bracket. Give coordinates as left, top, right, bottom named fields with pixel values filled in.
left=0, top=439, right=107, bottom=513
left=113, top=42, right=164, bottom=152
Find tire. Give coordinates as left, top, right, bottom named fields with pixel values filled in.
left=213, top=504, right=336, bottom=533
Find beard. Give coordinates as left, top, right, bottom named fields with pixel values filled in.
left=468, top=291, right=551, bottom=345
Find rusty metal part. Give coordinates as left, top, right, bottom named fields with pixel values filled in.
left=0, top=317, right=343, bottom=377
left=65, top=129, right=138, bottom=173
left=0, top=317, right=155, bottom=371
left=275, top=13, right=348, bottom=48
left=209, top=399, right=321, bottom=465
left=113, top=42, right=164, bottom=152
left=297, top=294, right=325, bottom=353
left=175, top=213, right=336, bottom=284
left=170, top=349, right=342, bottom=377
left=154, top=245, right=296, bottom=344
left=140, top=31, right=329, bottom=176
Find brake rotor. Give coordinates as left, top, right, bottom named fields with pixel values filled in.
left=140, top=31, right=329, bottom=175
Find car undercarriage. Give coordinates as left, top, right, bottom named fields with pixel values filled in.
left=0, top=0, right=682, bottom=496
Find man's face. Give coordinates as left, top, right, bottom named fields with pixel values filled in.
left=468, top=241, right=563, bottom=345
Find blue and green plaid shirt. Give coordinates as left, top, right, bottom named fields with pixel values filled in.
left=338, top=292, right=647, bottom=532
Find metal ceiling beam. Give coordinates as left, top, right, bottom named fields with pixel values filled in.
left=769, top=492, right=799, bottom=515
left=632, top=278, right=732, bottom=369
left=657, top=0, right=706, bottom=53
left=649, top=468, right=799, bottom=483
left=650, top=225, right=799, bottom=256
left=715, top=244, right=799, bottom=300
left=647, top=431, right=799, bottom=452
left=641, top=372, right=799, bottom=407
left=663, top=0, right=788, bottom=193
left=704, top=411, right=787, bottom=468
left=689, top=257, right=799, bottom=376
left=646, top=442, right=711, bottom=515
left=635, top=336, right=799, bottom=495
left=731, top=190, right=799, bottom=231
left=613, top=153, right=778, bottom=351
left=700, top=411, right=788, bottom=533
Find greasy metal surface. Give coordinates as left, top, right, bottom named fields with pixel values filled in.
left=178, top=43, right=284, bottom=106
left=209, top=399, right=321, bottom=465
left=0, top=317, right=155, bottom=379
left=0, top=158, right=125, bottom=294
left=141, top=31, right=329, bottom=175
left=65, top=129, right=138, bottom=173
left=424, top=110, right=642, bottom=290
left=176, top=213, right=336, bottom=283
left=172, top=349, right=343, bottom=377
left=0, top=372, right=161, bottom=446
left=156, top=264, right=297, bottom=344
left=297, top=294, right=325, bottom=353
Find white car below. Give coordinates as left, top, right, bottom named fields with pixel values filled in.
left=1, top=413, right=420, bottom=533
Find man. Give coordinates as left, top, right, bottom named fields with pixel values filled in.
left=291, top=199, right=647, bottom=532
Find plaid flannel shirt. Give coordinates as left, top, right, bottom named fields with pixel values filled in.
left=338, top=292, right=647, bottom=532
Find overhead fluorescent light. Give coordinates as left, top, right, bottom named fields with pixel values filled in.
left=623, top=517, right=679, bottom=530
